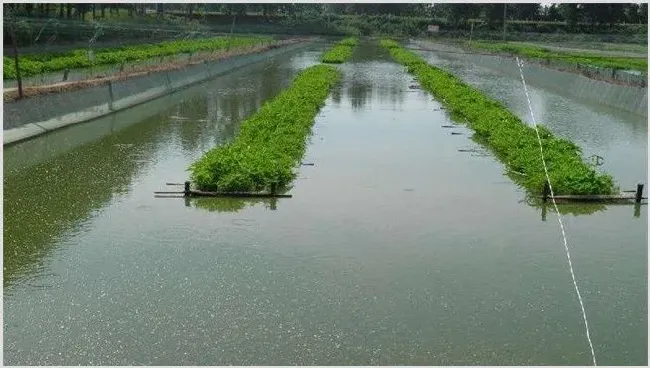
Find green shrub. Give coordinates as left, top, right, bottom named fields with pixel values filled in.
left=382, top=39, right=617, bottom=195
left=189, top=64, right=341, bottom=192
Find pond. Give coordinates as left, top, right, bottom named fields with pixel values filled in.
left=4, top=42, right=647, bottom=365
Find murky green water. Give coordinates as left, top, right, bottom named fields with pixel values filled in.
left=4, top=43, right=647, bottom=365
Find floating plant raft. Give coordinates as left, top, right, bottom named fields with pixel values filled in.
left=188, top=64, right=341, bottom=193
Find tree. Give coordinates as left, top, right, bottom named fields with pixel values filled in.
left=480, top=4, right=506, bottom=25
left=510, top=4, right=541, bottom=21
left=639, top=3, right=648, bottom=24
left=558, top=3, right=579, bottom=27
left=543, top=4, right=563, bottom=22
left=436, top=3, right=481, bottom=25
left=581, top=3, right=625, bottom=24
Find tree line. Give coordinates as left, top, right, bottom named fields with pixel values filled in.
left=5, top=3, right=648, bottom=25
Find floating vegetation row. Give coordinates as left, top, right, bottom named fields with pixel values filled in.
left=189, top=64, right=340, bottom=192
left=321, top=37, right=359, bottom=64
left=467, top=41, right=647, bottom=72
left=381, top=40, right=617, bottom=196
left=3, top=36, right=272, bottom=79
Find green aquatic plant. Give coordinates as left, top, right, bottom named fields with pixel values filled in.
left=189, top=64, right=340, bottom=192
left=382, top=39, right=617, bottom=196
left=468, top=41, right=647, bottom=72
left=321, top=37, right=359, bottom=64
left=3, top=36, right=272, bottom=79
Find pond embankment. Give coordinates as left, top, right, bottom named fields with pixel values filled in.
left=3, top=38, right=314, bottom=146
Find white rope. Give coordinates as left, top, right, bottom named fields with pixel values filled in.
left=515, top=56, right=597, bottom=366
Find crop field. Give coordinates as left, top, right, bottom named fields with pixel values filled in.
left=467, top=40, right=648, bottom=72
left=3, top=35, right=272, bottom=80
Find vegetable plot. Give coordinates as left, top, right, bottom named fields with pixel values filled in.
left=3, top=36, right=272, bottom=79
left=382, top=40, right=617, bottom=196
left=189, top=64, right=341, bottom=192
left=321, top=37, right=359, bottom=64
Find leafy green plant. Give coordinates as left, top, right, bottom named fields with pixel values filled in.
left=3, top=35, right=272, bottom=79
left=189, top=64, right=341, bottom=192
left=382, top=39, right=617, bottom=196
left=468, top=41, right=647, bottom=72
left=321, top=37, right=359, bottom=64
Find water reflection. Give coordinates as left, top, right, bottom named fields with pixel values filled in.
left=188, top=197, right=280, bottom=213
left=532, top=200, right=646, bottom=221
left=3, top=50, right=310, bottom=289
left=3, top=114, right=164, bottom=288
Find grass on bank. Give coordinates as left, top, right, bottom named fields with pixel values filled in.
left=3, top=35, right=272, bottom=79
left=380, top=39, right=617, bottom=196
left=321, top=37, right=359, bottom=64
left=189, top=64, right=341, bottom=192
left=467, top=41, right=647, bottom=72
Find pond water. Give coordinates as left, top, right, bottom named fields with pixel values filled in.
left=4, top=42, right=647, bottom=365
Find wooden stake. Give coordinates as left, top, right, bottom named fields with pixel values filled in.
left=635, top=183, right=644, bottom=204
left=184, top=181, right=191, bottom=197
left=542, top=181, right=550, bottom=203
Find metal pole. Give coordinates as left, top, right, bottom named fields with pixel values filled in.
left=469, top=21, right=474, bottom=46
left=227, top=14, right=236, bottom=51
left=502, top=3, right=507, bottom=42
left=10, top=23, right=24, bottom=99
